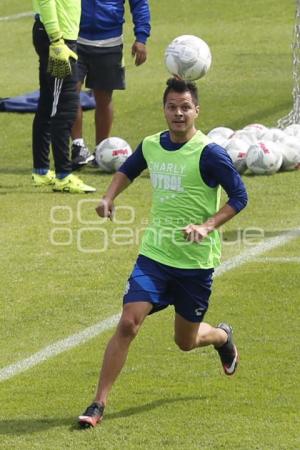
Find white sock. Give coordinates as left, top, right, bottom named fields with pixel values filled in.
left=73, top=138, right=85, bottom=146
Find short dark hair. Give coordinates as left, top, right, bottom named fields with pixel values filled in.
left=163, top=77, right=199, bottom=106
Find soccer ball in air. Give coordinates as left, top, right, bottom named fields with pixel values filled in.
left=95, top=137, right=132, bottom=173
left=246, top=141, right=282, bottom=175
left=165, top=35, right=212, bottom=81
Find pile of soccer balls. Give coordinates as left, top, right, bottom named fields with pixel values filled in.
left=207, top=123, right=300, bottom=175
left=163, top=34, right=300, bottom=175
left=94, top=36, right=300, bottom=176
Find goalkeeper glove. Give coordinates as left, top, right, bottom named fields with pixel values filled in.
left=47, top=38, right=78, bottom=79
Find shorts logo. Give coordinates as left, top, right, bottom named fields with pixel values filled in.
left=124, top=281, right=130, bottom=295
left=194, top=307, right=204, bottom=316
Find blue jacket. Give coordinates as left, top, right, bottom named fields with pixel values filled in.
left=79, top=0, right=151, bottom=44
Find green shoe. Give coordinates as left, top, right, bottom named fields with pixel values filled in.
left=32, top=170, right=55, bottom=187
left=52, top=174, right=96, bottom=193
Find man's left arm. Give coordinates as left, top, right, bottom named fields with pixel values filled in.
left=183, top=204, right=237, bottom=242
left=183, top=143, right=248, bottom=242
left=129, top=0, right=151, bottom=65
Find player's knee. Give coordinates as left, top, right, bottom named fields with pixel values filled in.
left=174, top=336, right=194, bottom=352
left=118, top=316, right=140, bottom=340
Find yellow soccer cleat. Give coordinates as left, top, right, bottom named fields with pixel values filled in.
left=32, top=170, right=55, bottom=187
left=52, top=174, right=96, bottom=193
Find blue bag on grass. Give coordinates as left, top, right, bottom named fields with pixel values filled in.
left=0, top=90, right=95, bottom=112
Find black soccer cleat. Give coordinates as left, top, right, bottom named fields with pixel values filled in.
left=214, top=323, right=239, bottom=376
left=78, top=402, right=105, bottom=428
left=71, top=142, right=95, bottom=170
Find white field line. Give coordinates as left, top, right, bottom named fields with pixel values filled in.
left=1, top=229, right=299, bottom=383
left=0, top=314, right=121, bottom=383
left=252, top=256, right=300, bottom=263
left=0, top=11, right=33, bottom=22
left=214, top=229, right=300, bottom=276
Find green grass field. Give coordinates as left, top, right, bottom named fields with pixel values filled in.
left=1, top=1, right=300, bottom=449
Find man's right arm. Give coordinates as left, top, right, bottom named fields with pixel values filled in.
left=96, top=142, right=147, bottom=219
left=95, top=172, right=132, bottom=219
left=35, top=0, right=61, bottom=41
left=36, top=0, right=78, bottom=78
left=118, top=142, right=148, bottom=180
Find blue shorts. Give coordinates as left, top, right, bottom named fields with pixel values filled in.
left=123, top=255, right=214, bottom=323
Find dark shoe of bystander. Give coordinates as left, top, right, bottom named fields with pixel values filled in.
left=71, top=142, right=94, bottom=171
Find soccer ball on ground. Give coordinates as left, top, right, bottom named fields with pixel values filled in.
left=243, top=123, right=267, bottom=140
left=95, top=137, right=132, bottom=173
left=280, top=135, right=300, bottom=170
left=207, top=126, right=233, bottom=147
left=246, top=141, right=282, bottom=175
left=165, top=35, right=212, bottom=81
left=260, top=127, right=286, bottom=143
left=224, top=136, right=250, bottom=174
left=231, top=129, right=258, bottom=145
left=284, top=123, right=300, bottom=137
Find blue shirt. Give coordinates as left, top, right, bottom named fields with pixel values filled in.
left=119, top=130, right=248, bottom=213
left=79, top=0, right=151, bottom=43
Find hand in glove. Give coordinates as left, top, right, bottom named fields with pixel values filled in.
left=47, top=38, right=78, bottom=78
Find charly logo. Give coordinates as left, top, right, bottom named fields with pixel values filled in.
left=148, top=161, right=185, bottom=193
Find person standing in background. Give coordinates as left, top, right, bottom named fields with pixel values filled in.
left=70, top=0, right=151, bottom=170
left=32, top=0, right=96, bottom=193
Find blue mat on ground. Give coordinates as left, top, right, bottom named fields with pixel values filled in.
left=0, top=90, right=95, bottom=112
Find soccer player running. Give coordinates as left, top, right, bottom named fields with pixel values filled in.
left=31, top=0, right=96, bottom=193
left=78, top=78, right=248, bottom=428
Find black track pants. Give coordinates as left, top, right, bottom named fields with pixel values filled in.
left=32, top=19, right=79, bottom=174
